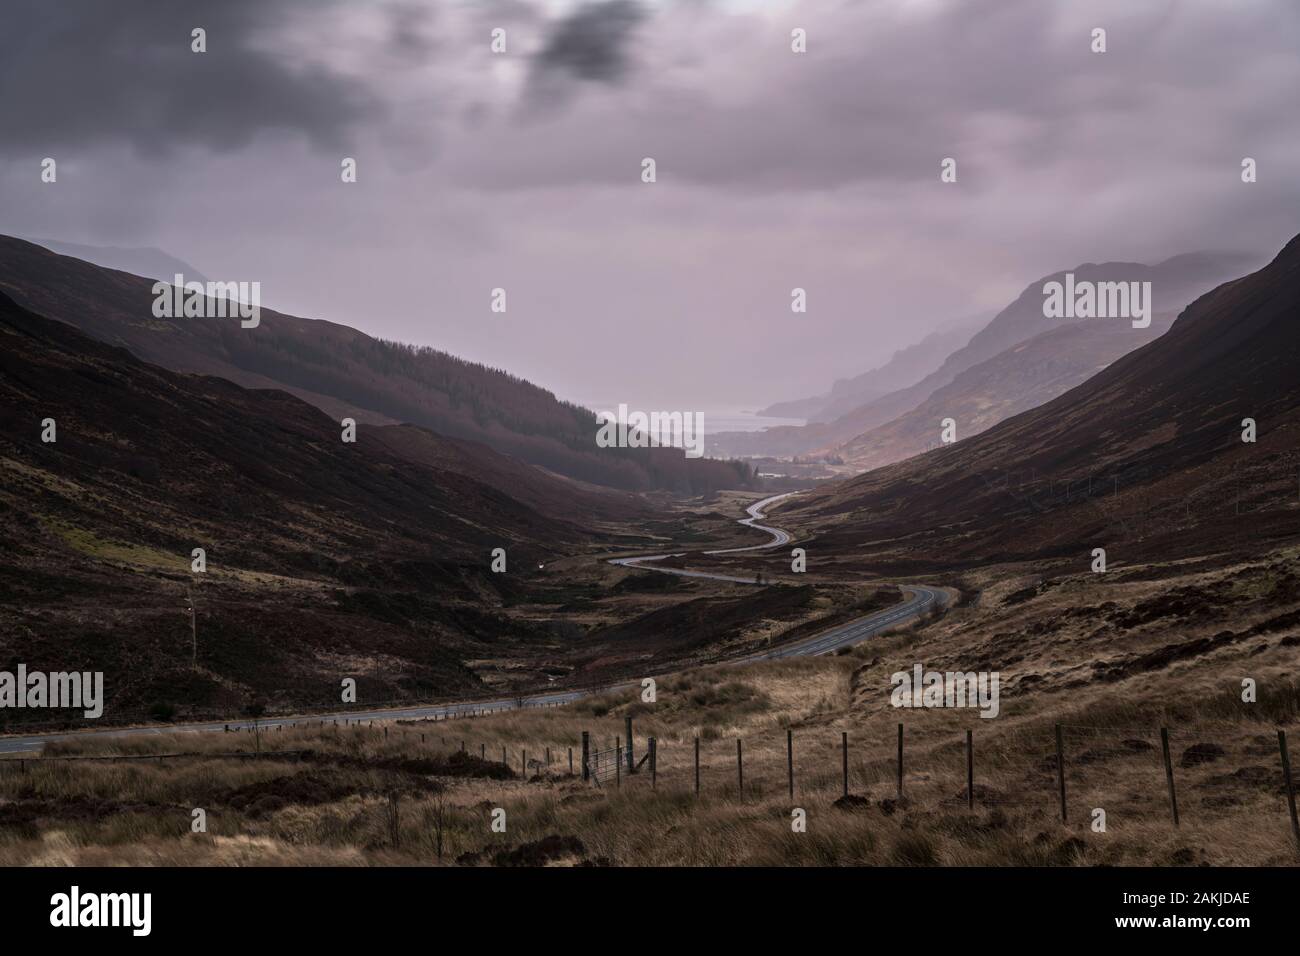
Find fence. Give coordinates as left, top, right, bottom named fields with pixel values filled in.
left=6, top=717, right=1295, bottom=857
left=566, top=720, right=1300, bottom=856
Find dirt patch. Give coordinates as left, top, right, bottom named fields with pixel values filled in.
left=222, top=773, right=365, bottom=817
left=832, top=794, right=872, bottom=812
left=1180, top=743, right=1226, bottom=768
left=0, top=795, right=174, bottom=836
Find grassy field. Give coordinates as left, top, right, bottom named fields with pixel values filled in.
left=1, top=614, right=1296, bottom=866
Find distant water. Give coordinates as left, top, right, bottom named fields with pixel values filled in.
left=576, top=402, right=805, bottom=434
left=697, top=408, right=805, bottom=433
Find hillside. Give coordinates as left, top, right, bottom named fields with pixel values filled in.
left=832, top=309, right=1179, bottom=471
left=758, top=317, right=982, bottom=422
left=0, top=290, right=604, bottom=720
left=709, top=252, right=1257, bottom=461
left=0, top=236, right=754, bottom=495
left=779, top=236, right=1300, bottom=569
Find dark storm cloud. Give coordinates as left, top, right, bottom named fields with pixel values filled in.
left=0, top=0, right=379, bottom=156
left=533, top=0, right=645, bottom=83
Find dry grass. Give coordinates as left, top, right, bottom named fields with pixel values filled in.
left=2, top=548, right=1298, bottom=867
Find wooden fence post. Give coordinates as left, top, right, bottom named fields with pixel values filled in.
left=787, top=728, right=794, bottom=799
left=650, top=737, right=657, bottom=790
left=897, top=723, right=904, bottom=800
left=842, top=731, right=849, bottom=798
left=1055, top=723, right=1067, bottom=823
left=626, top=716, right=635, bottom=774
left=615, top=745, right=621, bottom=789
left=1279, top=730, right=1300, bottom=856
left=966, top=729, right=974, bottom=810
left=581, top=732, right=590, bottom=782
left=569, top=747, right=573, bottom=775
left=695, top=736, right=701, bottom=796
left=736, top=738, right=744, bottom=798
left=388, top=791, right=400, bottom=848
left=1160, top=727, right=1180, bottom=827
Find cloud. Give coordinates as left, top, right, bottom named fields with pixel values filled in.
left=524, top=0, right=646, bottom=108
left=535, top=0, right=644, bottom=81
left=0, top=0, right=382, bottom=156
left=2, top=0, right=1298, bottom=408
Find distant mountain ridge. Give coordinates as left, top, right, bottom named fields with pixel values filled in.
left=757, top=317, right=984, bottom=422
left=708, top=250, right=1260, bottom=462
left=20, top=236, right=209, bottom=284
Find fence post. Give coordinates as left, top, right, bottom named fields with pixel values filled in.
left=897, top=723, right=904, bottom=800
left=616, top=745, right=621, bottom=789
left=626, top=716, right=635, bottom=774
left=842, top=731, right=849, bottom=798
left=388, top=791, right=400, bottom=848
left=650, top=737, right=657, bottom=790
left=787, top=728, right=794, bottom=799
left=1279, top=730, right=1300, bottom=856
left=522, top=749, right=526, bottom=776
left=569, top=747, right=573, bottom=775
left=480, top=743, right=485, bottom=760
left=1055, top=724, right=1067, bottom=823
left=582, top=731, right=590, bottom=782
left=966, top=729, right=974, bottom=810
left=501, top=744, right=507, bottom=766
left=1160, top=727, right=1180, bottom=826
left=460, top=740, right=465, bottom=753
left=546, top=746, right=550, bottom=768
left=736, top=738, right=744, bottom=798
left=695, top=736, right=701, bottom=796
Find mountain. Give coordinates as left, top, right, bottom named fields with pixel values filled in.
left=19, top=236, right=209, bottom=284
left=0, top=236, right=755, bottom=495
left=708, top=252, right=1259, bottom=461
left=0, top=289, right=609, bottom=718
left=779, top=235, right=1300, bottom=569
left=757, top=317, right=983, bottom=422
left=832, top=308, right=1179, bottom=471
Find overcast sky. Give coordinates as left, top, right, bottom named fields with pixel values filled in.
left=3, top=0, right=1298, bottom=410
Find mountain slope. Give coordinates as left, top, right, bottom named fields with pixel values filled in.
left=781, top=236, right=1300, bottom=568
left=832, top=308, right=1180, bottom=471
left=0, top=236, right=754, bottom=494
left=0, top=289, right=600, bottom=719
left=19, top=236, right=209, bottom=284
left=757, top=317, right=983, bottom=422
left=709, top=252, right=1258, bottom=461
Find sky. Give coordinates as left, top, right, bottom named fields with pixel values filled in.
left=2, top=0, right=1298, bottom=410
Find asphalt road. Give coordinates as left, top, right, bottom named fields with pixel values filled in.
left=607, top=491, right=946, bottom=660
left=0, top=492, right=945, bottom=754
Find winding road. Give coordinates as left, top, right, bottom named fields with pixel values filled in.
left=0, top=493, right=946, bottom=755
left=609, top=492, right=946, bottom=661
